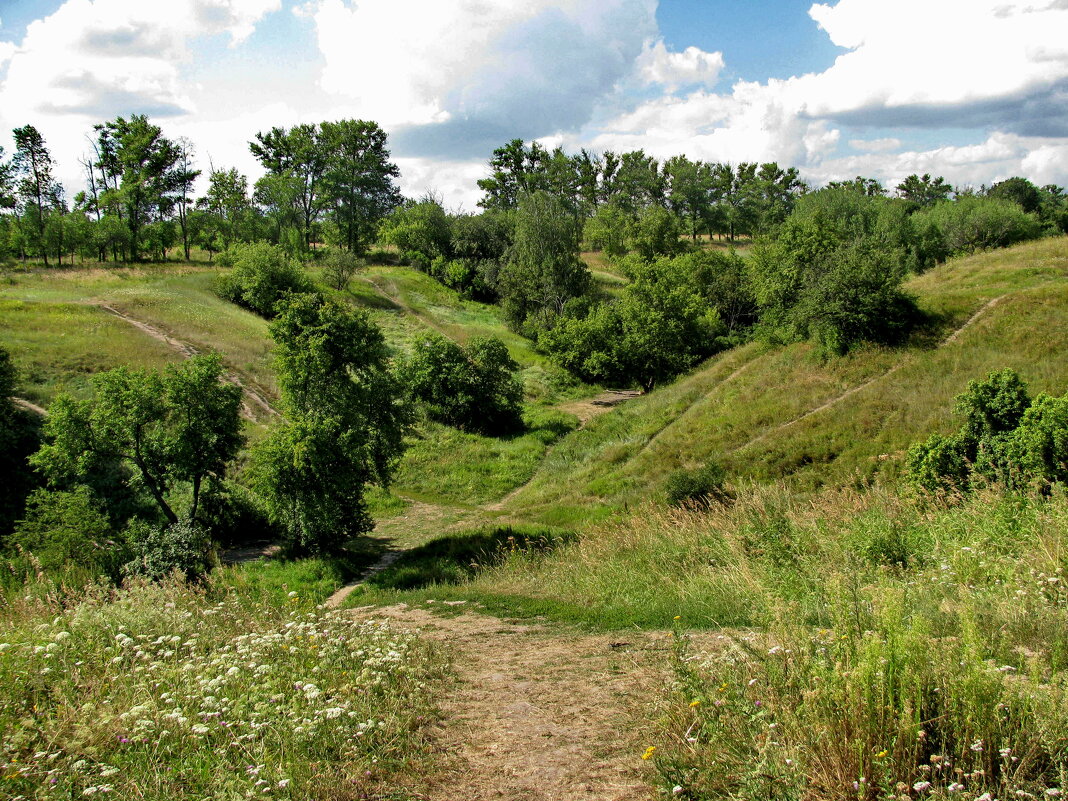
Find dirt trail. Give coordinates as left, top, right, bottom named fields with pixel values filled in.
left=350, top=605, right=665, bottom=801
left=732, top=294, right=1007, bottom=454
left=11, top=397, right=47, bottom=416
left=97, top=304, right=280, bottom=421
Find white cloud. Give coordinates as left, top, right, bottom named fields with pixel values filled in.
left=636, top=40, right=724, bottom=90
left=0, top=0, right=280, bottom=193
left=303, top=0, right=658, bottom=150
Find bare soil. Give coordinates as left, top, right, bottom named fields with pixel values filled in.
left=349, top=604, right=669, bottom=801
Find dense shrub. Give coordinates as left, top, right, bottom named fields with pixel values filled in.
left=10, top=487, right=126, bottom=577
left=215, top=241, right=314, bottom=317
left=401, top=335, right=524, bottom=435
left=750, top=187, right=923, bottom=354
left=378, top=199, right=452, bottom=260
left=320, top=247, right=365, bottom=291
left=912, top=195, right=1043, bottom=257
left=664, top=461, right=728, bottom=507
left=907, top=369, right=1068, bottom=493
left=124, top=517, right=215, bottom=581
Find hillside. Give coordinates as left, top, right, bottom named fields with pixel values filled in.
left=492, top=236, right=1068, bottom=524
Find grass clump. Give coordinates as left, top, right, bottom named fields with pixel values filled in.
left=0, top=575, right=447, bottom=800
left=664, top=461, right=729, bottom=508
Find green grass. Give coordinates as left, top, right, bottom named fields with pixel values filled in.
left=493, top=237, right=1068, bottom=522
left=0, top=576, right=448, bottom=800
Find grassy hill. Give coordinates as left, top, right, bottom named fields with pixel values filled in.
left=495, top=236, right=1068, bottom=524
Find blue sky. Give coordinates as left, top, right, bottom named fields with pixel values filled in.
left=1, top=0, right=1066, bottom=208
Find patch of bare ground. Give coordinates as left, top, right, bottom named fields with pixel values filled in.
left=96, top=303, right=280, bottom=421
left=556, top=389, right=642, bottom=428
left=348, top=604, right=672, bottom=801
left=11, top=397, right=46, bottom=416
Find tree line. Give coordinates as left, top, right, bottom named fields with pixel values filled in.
left=0, top=118, right=400, bottom=266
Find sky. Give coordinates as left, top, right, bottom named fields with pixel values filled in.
left=1, top=0, right=1067, bottom=210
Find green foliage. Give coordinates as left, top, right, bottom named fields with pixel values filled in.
left=896, top=172, right=954, bottom=207
left=0, top=348, right=41, bottom=537
left=215, top=241, right=314, bottom=317
left=912, top=195, right=1043, bottom=257
left=124, top=517, right=214, bottom=581
left=251, top=293, right=409, bottom=554
left=401, top=334, right=523, bottom=435
left=987, top=175, right=1042, bottom=213
left=624, top=204, right=684, bottom=260
left=378, top=199, right=452, bottom=260
left=750, top=187, right=923, bottom=354
left=497, top=191, right=589, bottom=332
left=541, top=255, right=727, bottom=390
left=30, top=353, right=244, bottom=527
left=10, top=487, right=125, bottom=577
left=664, top=461, right=728, bottom=507
left=582, top=201, right=629, bottom=258
left=319, top=247, right=365, bottom=291
left=907, top=369, right=1068, bottom=494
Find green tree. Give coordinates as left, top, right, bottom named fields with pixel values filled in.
left=896, top=173, right=953, bottom=207
left=31, top=354, right=244, bottom=525
left=497, top=191, right=589, bottom=332
left=319, top=119, right=400, bottom=253
left=582, top=201, right=629, bottom=258
left=664, top=155, right=712, bottom=241
left=379, top=198, right=453, bottom=261
left=94, top=115, right=183, bottom=261
left=250, top=123, right=327, bottom=253
left=198, top=167, right=254, bottom=251
left=477, top=139, right=551, bottom=211
left=402, top=335, right=523, bottom=434
left=625, top=204, right=684, bottom=260
left=215, top=241, right=314, bottom=317
left=987, top=176, right=1041, bottom=214
left=12, top=125, right=63, bottom=266
left=251, top=293, right=409, bottom=553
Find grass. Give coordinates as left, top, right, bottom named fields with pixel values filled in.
left=0, top=575, right=448, bottom=800
left=494, top=236, right=1068, bottom=522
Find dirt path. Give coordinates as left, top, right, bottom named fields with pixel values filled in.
left=97, top=304, right=280, bottom=421
left=11, top=397, right=47, bottom=416
left=731, top=294, right=1007, bottom=454
left=556, top=389, right=642, bottom=428
left=351, top=605, right=665, bottom=801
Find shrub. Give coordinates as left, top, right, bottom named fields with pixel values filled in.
left=214, top=241, right=314, bottom=317
left=9, top=487, right=126, bottom=578
left=401, top=335, right=523, bottom=435
left=664, top=461, right=728, bottom=508
left=320, top=248, right=365, bottom=291
left=912, top=195, right=1043, bottom=257
left=907, top=369, right=1068, bottom=494
left=124, top=517, right=215, bottom=581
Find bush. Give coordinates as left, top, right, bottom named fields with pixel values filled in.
left=664, top=461, right=728, bottom=508
left=195, top=480, right=278, bottom=548
left=215, top=241, right=314, bottom=317
left=124, top=517, right=215, bottom=581
left=912, top=195, right=1043, bottom=257
left=9, top=487, right=126, bottom=578
left=907, top=369, right=1068, bottom=494
left=320, top=248, right=365, bottom=291
left=401, top=335, right=523, bottom=435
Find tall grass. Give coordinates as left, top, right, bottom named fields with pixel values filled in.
left=0, top=575, right=448, bottom=800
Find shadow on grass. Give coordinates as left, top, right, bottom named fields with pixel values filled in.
left=366, top=526, right=574, bottom=591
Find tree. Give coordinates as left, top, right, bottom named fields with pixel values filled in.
left=173, top=138, right=200, bottom=260
left=198, top=167, right=254, bottom=251
left=319, top=119, right=401, bottom=253
left=94, top=115, right=183, bottom=261
left=379, top=198, right=453, bottom=261
left=31, top=354, right=244, bottom=525
left=664, top=155, right=711, bottom=241
left=214, top=241, right=314, bottom=318
left=497, top=191, right=589, bottom=332
left=12, top=125, right=63, bottom=266
left=987, top=177, right=1041, bottom=214
left=402, top=335, right=523, bottom=435
left=250, top=123, right=327, bottom=253
left=477, top=139, right=550, bottom=211
left=625, top=204, right=684, bottom=260
left=251, top=293, right=409, bottom=553
left=896, top=174, right=953, bottom=207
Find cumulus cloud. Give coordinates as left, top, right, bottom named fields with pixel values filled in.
left=302, top=0, right=659, bottom=157
left=576, top=0, right=1068, bottom=194
left=636, top=40, right=724, bottom=90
